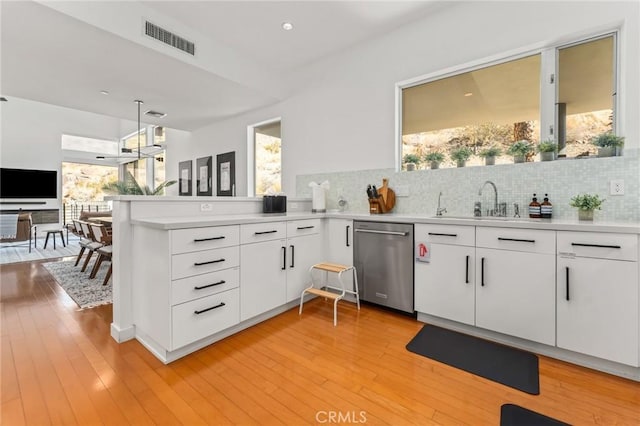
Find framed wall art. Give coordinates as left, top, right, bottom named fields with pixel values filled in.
left=196, top=156, right=212, bottom=196
left=216, top=151, right=235, bottom=196
left=178, top=160, right=192, bottom=196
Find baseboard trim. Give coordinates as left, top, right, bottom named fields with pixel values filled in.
left=110, top=323, right=135, bottom=342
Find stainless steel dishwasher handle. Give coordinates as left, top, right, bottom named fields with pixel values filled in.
left=355, top=229, right=408, bottom=236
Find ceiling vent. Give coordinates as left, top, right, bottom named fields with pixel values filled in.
left=145, top=110, right=167, bottom=118
left=144, top=21, right=195, bottom=56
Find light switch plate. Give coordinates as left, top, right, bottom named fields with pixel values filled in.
left=610, top=179, right=624, bottom=196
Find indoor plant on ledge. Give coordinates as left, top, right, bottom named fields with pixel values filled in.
left=537, top=139, right=557, bottom=161
left=570, top=193, right=604, bottom=221
left=591, top=132, right=624, bottom=157
left=103, top=171, right=176, bottom=195
left=424, top=152, right=445, bottom=169
left=450, top=146, right=473, bottom=167
left=403, top=153, right=421, bottom=171
left=507, top=140, right=534, bottom=163
left=479, top=146, right=501, bottom=165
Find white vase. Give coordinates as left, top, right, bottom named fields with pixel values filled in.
left=598, top=146, right=615, bottom=157
left=578, top=209, right=594, bottom=221
left=540, top=152, right=555, bottom=161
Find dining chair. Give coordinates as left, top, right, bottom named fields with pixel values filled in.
left=78, top=221, right=103, bottom=272
left=89, top=223, right=113, bottom=286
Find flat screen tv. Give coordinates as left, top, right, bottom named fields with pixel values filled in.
left=0, top=168, right=58, bottom=199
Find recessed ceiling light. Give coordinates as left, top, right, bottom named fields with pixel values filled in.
left=282, top=22, right=294, bottom=31
left=100, top=90, right=109, bottom=95
left=464, top=92, right=473, bottom=97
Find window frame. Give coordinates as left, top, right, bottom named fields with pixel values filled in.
left=247, top=117, right=282, bottom=197
left=395, top=28, right=620, bottom=171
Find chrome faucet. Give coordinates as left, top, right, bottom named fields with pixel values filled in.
left=478, top=180, right=503, bottom=217
left=436, top=191, right=447, bottom=216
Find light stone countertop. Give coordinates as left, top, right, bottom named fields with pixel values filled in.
left=131, top=211, right=640, bottom=234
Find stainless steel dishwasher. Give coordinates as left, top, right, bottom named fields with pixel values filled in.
left=354, top=221, right=414, bottom=314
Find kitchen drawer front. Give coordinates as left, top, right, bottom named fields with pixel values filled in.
left=172, top=225, right=239, bottom=254
left=287, top=219, right=321, bottom=237
left=415, top=223, right=475, bottom=246
left=558, top=231, right=638, bottom=261
left=171, top=288, right=239, bottom=350
left=172, top=246, right=240, bottom=280
left=171, top=267, right=240, bottom=306
left=240, top=221, right=286, bottom=244
left=476, top=227, right=555, bottom=254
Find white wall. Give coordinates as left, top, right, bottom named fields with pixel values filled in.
left=184, top=1, right=640, bottom=196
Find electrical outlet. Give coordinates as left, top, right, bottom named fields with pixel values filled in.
left=610, top=179, right=624, bottom=196
left=200, top=203, right=213, bottom=212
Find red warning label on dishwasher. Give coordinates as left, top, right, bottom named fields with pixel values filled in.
left=416, top=242, right=431, bottom=263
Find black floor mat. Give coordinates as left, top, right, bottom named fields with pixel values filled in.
left=500, top=404, right=570, bottom=425
left=406, top=324, right=540, bottom=395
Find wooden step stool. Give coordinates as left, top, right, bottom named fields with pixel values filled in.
left=299, top=262, right=360, bottom=326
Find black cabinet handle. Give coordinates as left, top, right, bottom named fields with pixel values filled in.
left=194, top=302, right=226, bottom=315
left=498, top=237, right=535, bottom=243
left=194, top=280, right=226, bottom=290
left=571, top=242, right=621, bottom=249
left=465, top=255, right=469, bottom=284
left=194, top=258, right=225, bottom=266
left=193, top=236, right=225, bottom=242
left=428, top=232, right=458, bottom=237
left=255, top=230, right=278, bottom=235
left=297, top=226, right=315, bottom=230
left=346, top=225, right=350, bottom=247
left=281, top=246, right=286, bottom=270
left=481, top=257, right=485, bottom=286
left=290, top=245, right=295, bottom=268
left=565, top=266, right=570, bottom=301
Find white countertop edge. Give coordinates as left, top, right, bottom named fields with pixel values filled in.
left=130, top=211, right=640, bottom=233
left=106, top=195, right=310, bottom=202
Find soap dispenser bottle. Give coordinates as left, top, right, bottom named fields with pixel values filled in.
left=541, top=194, right=553, bottom=219
left=529, top=194, right=541, bottom=218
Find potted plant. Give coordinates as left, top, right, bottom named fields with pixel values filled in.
left=506, top=140, right=534, bottom=163
left=591, top=132, right=624, bottom=157
left=424, top=152, right=445, bottom=169
left=479, top=146, right=501, bottom=165
left=570, top=193, right=605, bottom=221
left=450, top=146, right=473, bottom=167
left=103, top=171, right=176, bottom=195
left=537, top=139, right=557, bottom=161
left=403, top=153, right=421, bottom=171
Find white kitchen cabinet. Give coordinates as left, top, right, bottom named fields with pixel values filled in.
left=240, top=222, right=287, bottom=321
left=324, top=219, right=355, bottom=301
left=557, top=232, right=639, bottom=366
left=285, top=219, right=323, bottom=302
left=414, top=224, right=475, bottom=325
left=475, top=227, right=556, bottom=346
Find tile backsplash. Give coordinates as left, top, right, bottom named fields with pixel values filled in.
left=296, top=153, right=639, bottom=222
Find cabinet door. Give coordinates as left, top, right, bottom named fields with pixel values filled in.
left=325, top=219, right=356, bottom=301
left=476, top=248, right=555, bottom=345
left=240, top=239, right=287, bottom=321
left=557, top=257, right=639, bottom=366
left=415, top=243, right=475, bottom=325
left=286, top=233, right=322, bottom=302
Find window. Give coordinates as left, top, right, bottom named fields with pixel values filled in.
left=398, top=32, right=617, bottom=170
left=248, top=118, right=281, bottom=196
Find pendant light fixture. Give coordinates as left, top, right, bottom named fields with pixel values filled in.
left=97, top=99, right=162, bottom=162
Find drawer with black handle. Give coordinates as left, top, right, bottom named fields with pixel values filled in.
left=171, top=288, right=240, bottom=350
left=171, top=225, right=239, bottom=254
left=171, top=267, right=239, bottom=305
left=171, top=246, right=239, bottom=280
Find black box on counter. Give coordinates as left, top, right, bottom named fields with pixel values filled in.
left=263, top=195, right=287, bottom=213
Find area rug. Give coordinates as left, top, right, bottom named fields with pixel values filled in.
left=406, top=324, right=540, bottom=395
left=500, top=404, right=570, bottom=425
left=0, top=236, right=81, bottom=265
left=43, top=260, right=112, bottom=309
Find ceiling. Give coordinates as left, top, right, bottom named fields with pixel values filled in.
left=1, top=0, right=445, bottom=132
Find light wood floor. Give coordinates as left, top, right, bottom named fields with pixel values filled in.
left=1, top=259, right=639, bottom=425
